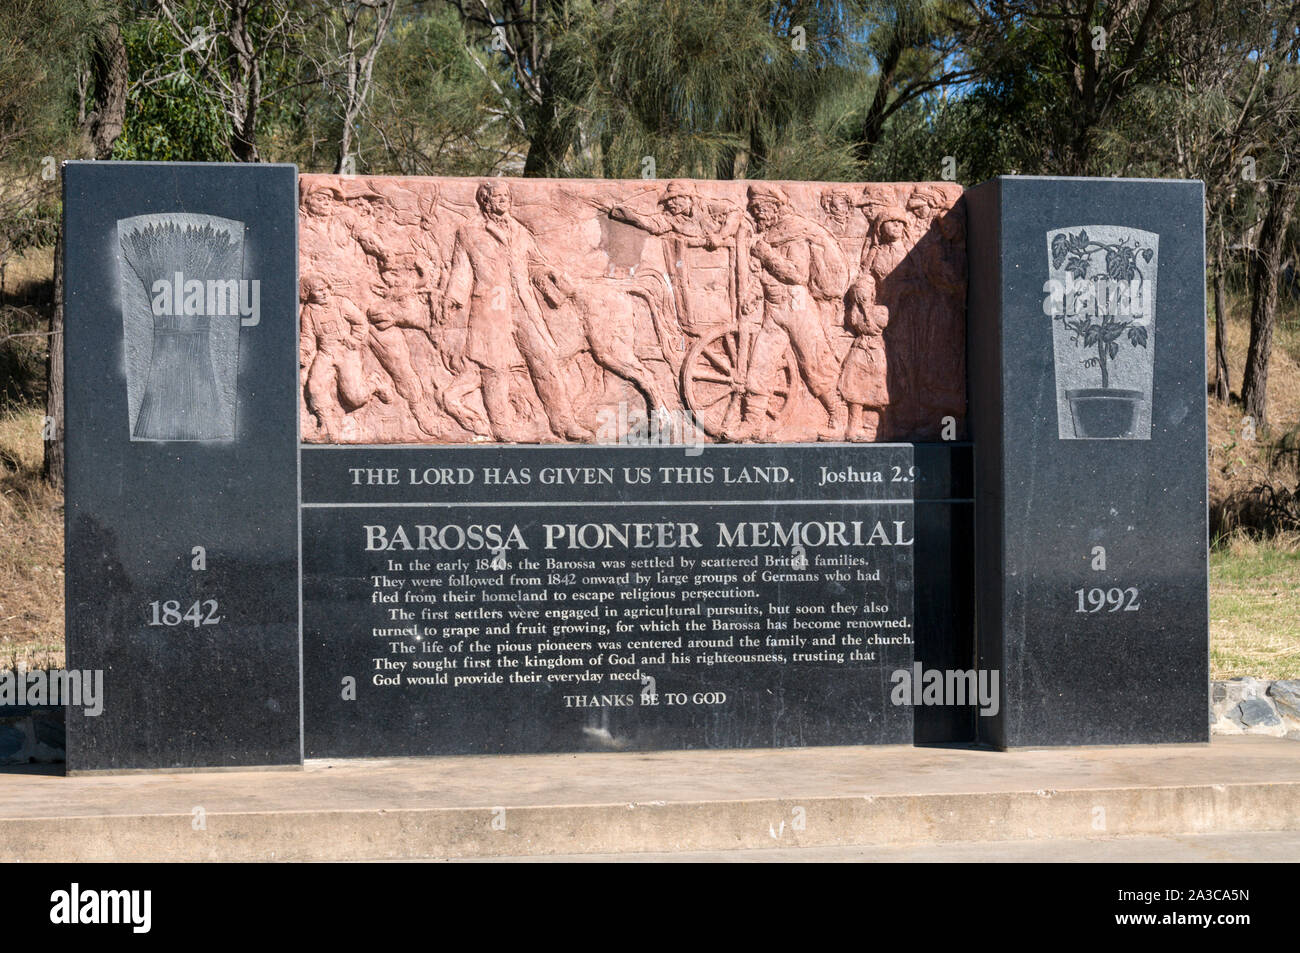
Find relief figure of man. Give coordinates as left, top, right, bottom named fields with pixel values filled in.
left=730, top=184, right=849, bottom=442
left=299, top=273, right=388, bottom=441
left=354, top=190, right=445, bottom=437
left=608, top=180, right=746, bottom=333
left=443, top=181, right=591, bottom=441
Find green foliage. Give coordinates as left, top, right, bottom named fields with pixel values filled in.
left=860, top=94, right=968, bottom=182
left=353, top=7, right=518, bottom=175
left=3, top=2, right=1300, bottom=203
left=0, top=0, right=110, bottom=267
left=957, top=18, right=1072, bottom=173
left=111, top=18, right=227, bottom=161
left=558, top=0, right=866, bottom=179
left=0, top=0, right=98, bottom=160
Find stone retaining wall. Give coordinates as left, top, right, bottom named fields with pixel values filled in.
left=0, top=706, right=66, bottom=764
left=1210, top=679, right=1300, bottom=739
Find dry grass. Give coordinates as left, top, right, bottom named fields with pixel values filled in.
left=0, top=406, right=63, bottom=669
left=1, top=245, right=61, bottom=669
left=1210, top=532, right=1300, bottom=679
left=1, top=244, right=52, bottom=304
left=1, top=246, right=52, bottom=408
left=1206, top=292, right=1300, bottom=679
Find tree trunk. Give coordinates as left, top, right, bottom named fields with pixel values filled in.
left=231, top=127, right=259, bottom=162
left=227, top=1, right=261, bottom=163
left=715, top=147, right=737, bottom=180
left=87, top=20, right=128, bottom=159
left=44, top=21, right=126, bottom=488
left=42, top=228, right=65, bottom=489
left=522, top=93, right=570, bottom=177
left=333, top=0, right=398, bottom=176
left=852, top=36, right=902, bottom=165
left=336, top=121, right=355, bottom=175
left=1242, top=182, right=1299, bottom=427
left=229, top=80, right=260, bottom=162
left=1213, top=257, right=1229, bottom=402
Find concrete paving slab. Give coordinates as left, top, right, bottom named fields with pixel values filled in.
left=450, top=830, right=1300, bottom=862
left=1, top=737, right=1297, bottom=861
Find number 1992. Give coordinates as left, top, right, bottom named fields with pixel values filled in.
left=1074, top=587, right=1140, bottom=612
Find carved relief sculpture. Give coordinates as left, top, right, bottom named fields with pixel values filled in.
left=298, top=175, right=966, bottom=444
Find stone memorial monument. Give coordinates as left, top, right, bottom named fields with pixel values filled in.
left=60, top=163, right=1205, bottom=771
left=63, top=162, right=301, bottom=771
left=294, top=173, right=967, bottom=756
left=966, top=176, right=1208, bottom=746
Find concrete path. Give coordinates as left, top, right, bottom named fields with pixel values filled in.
left=1, top=737, right=1297, bottom=861
left=454, top=830, right=1300, bottom=862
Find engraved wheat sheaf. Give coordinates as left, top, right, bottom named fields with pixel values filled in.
left=117, top=214, right=246, bottom=442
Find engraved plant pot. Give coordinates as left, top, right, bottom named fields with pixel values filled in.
left=1064, top=387, right=1143, bottom=439
left=1045, top=225, right=1158, bottom=441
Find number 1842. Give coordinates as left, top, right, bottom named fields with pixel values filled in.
left=148, top=599, right=222, bottom=628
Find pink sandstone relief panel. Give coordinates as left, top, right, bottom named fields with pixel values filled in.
left=298, top=174, right=966, bottom=444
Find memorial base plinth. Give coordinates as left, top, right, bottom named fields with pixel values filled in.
left=2, top=738, right=1296, bottom=861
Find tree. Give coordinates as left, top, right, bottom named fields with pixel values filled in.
left=559, top=0, right=865, bottom=180
left=1111, top=1, right=1282, bottom=404
left=317, top=0, right=401, bottom=174
left=147, top=0, right=310, bottom=162
left=79, top=18, right=130, bottom=159
left=962, top=0, right=1187, bottom=175
left=111, top=14, right=230, bottom=161
left=358, top=6, right=521, bottom=175
left=1238, top=15, right=1300, bottom=428
left=0, top=1, right=108, bottom=270
left=444, top=0, right=592, bottom=176
left=852, top=0, right=975, bottom=165
left=0, top=0, right=122, bottom=487
left=1243, top=176, right=1300, bottom=426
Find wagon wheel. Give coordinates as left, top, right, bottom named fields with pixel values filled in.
left=681, top=327, right=797, bottom=439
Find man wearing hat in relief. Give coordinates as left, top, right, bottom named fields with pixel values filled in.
left=906, top=185, right=949, bottom=234
left=731, top=183, right=850, bottom=442
left=608, top=180, right=745, bottom=332
left=820, top=187, right=870, bottom=282
left=300, top=179, right=376, bottom=304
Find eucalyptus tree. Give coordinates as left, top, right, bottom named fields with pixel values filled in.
left=308, top=0, right=401, bottom=174
left=852, top=0, right=974, bottom=165
left=442, top=0, right=593, bottom=176
left=1238, top=15, right=1300, bottom=428
left=146, top=0, right=312, bottom=162
left=1109, top=1, right=1280, bottom=403
left=960, top=0, right=1188, bottom=175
